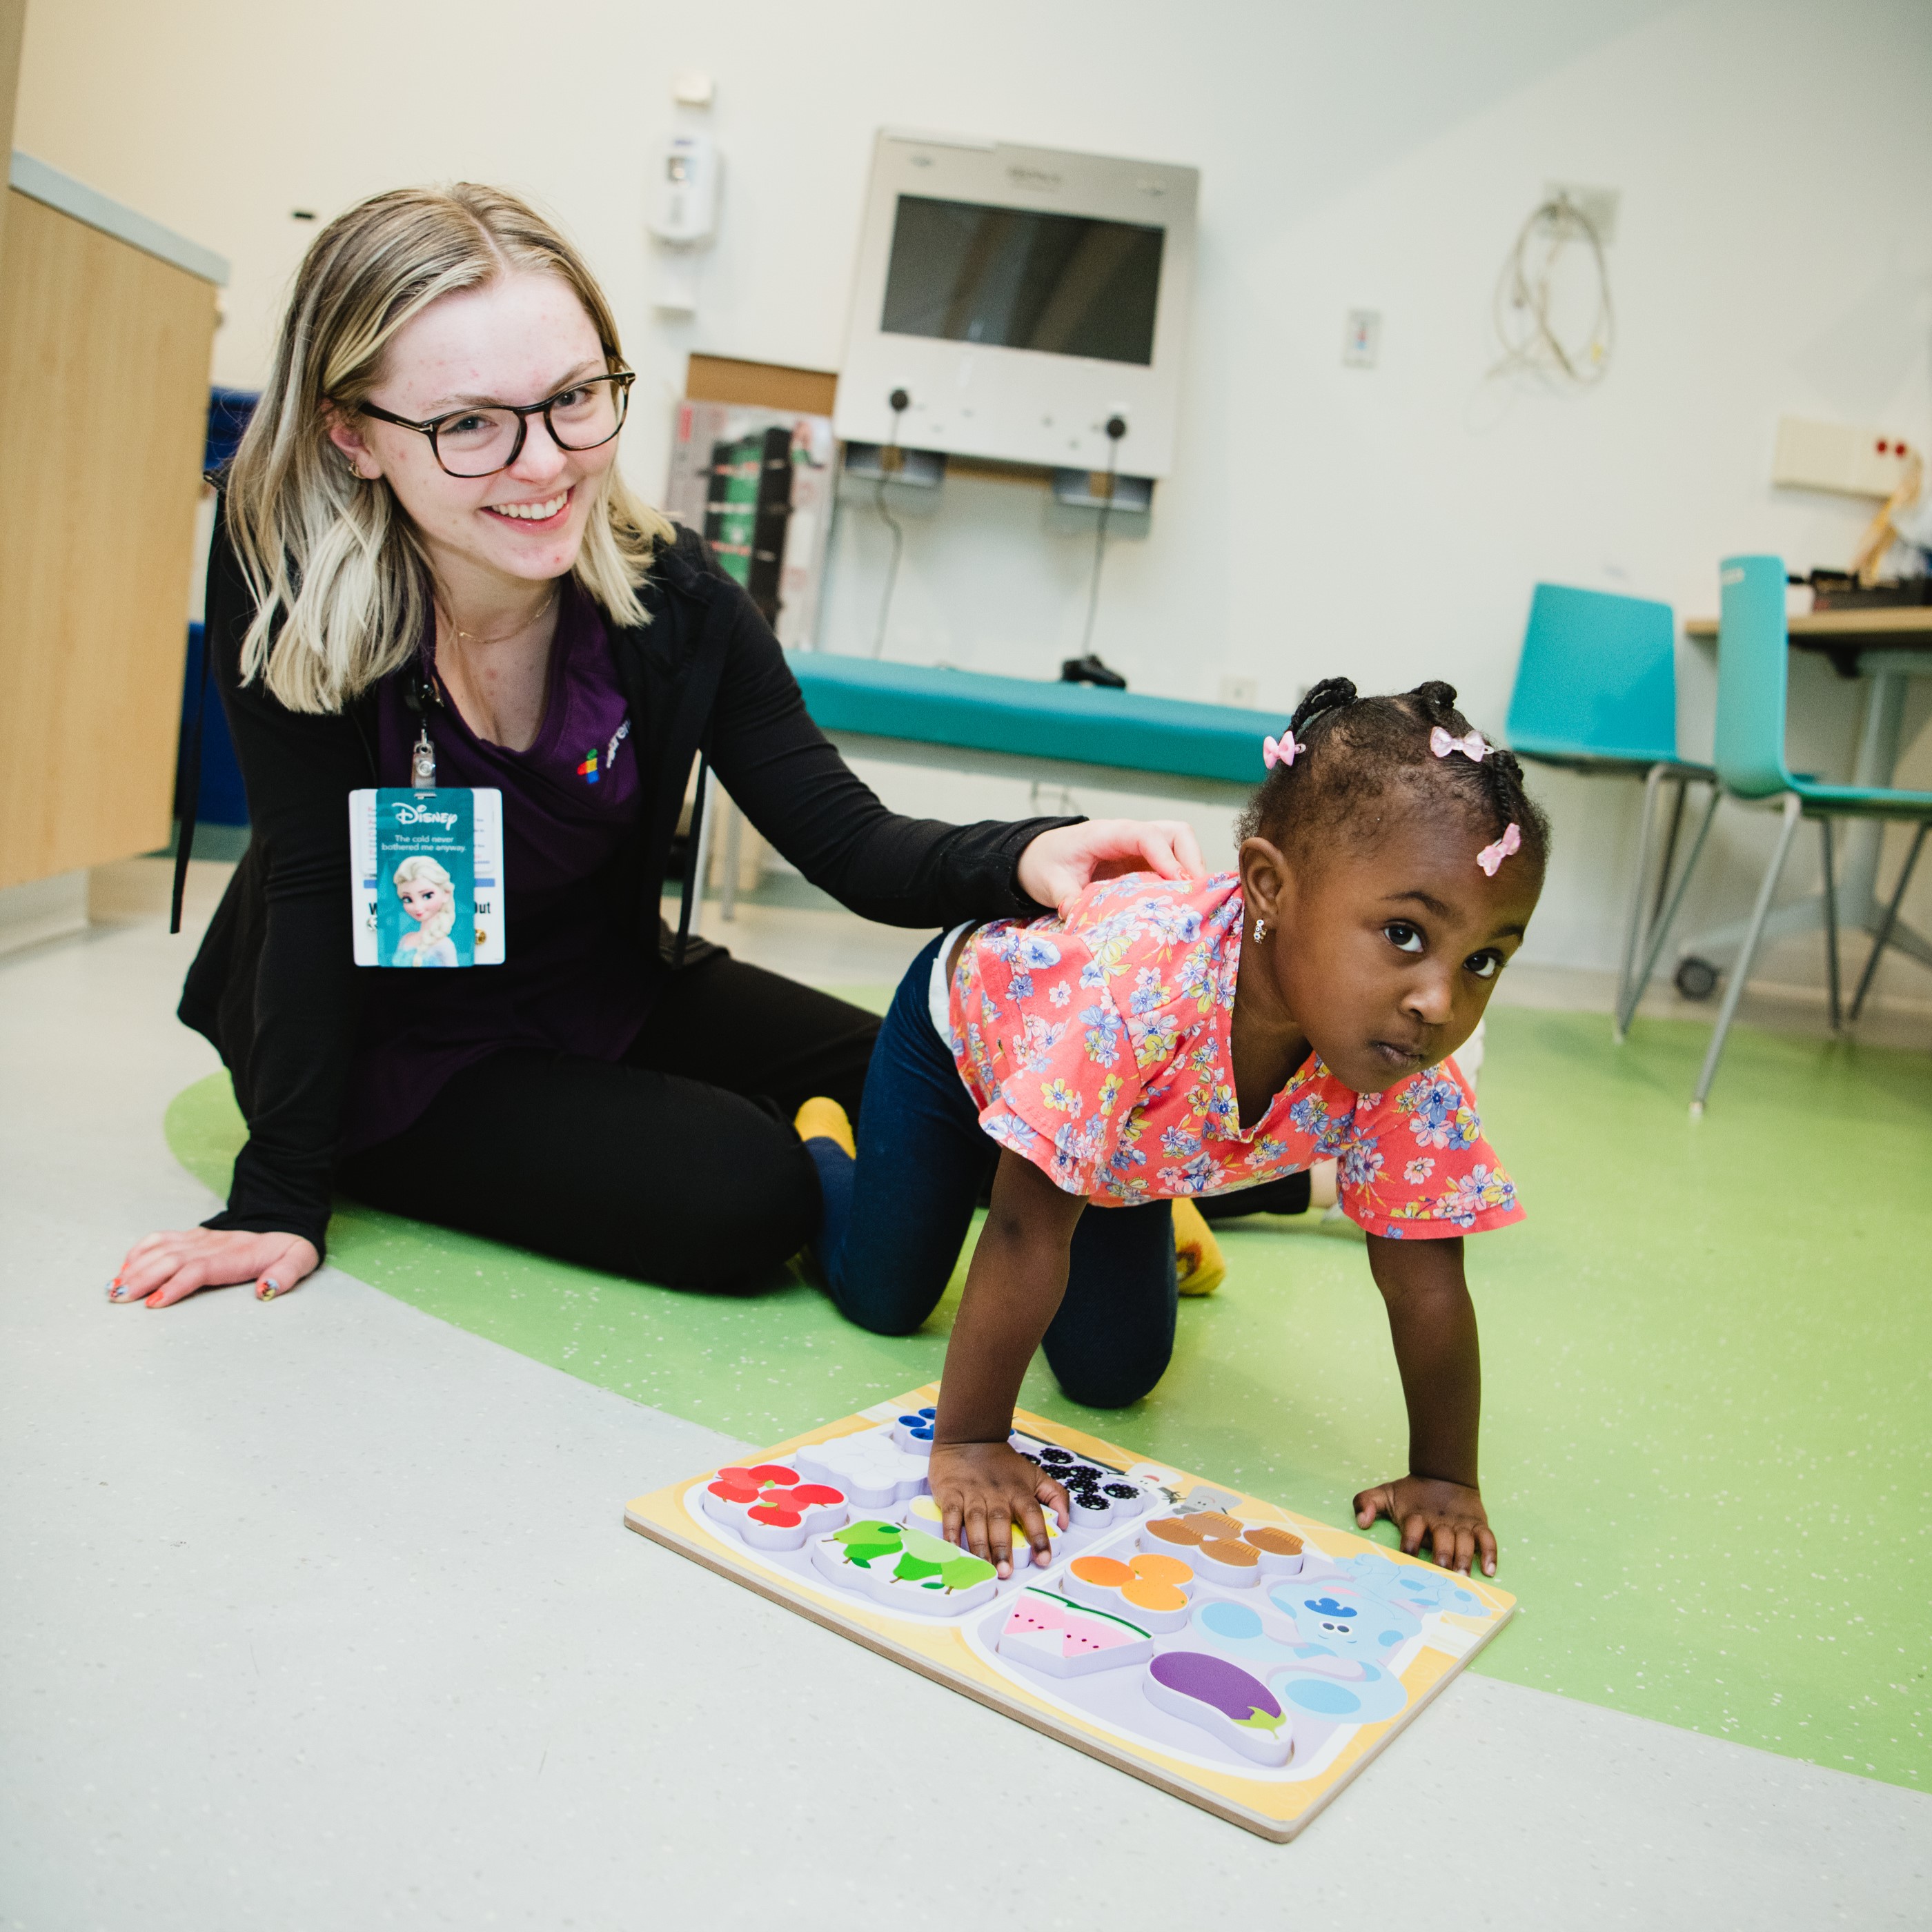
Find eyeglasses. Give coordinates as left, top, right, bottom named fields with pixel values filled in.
left=356, top=370, right=635, bottom=478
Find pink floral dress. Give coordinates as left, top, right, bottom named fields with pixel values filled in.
left=945, top=872, right=1522, bottom=1240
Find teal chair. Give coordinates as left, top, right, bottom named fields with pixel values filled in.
left=1668, top=555, right=1932, bottom=1112
left=1504, top=584, right=1715, bottom=1033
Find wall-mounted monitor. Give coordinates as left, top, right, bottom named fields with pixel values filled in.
left=836, top=133, right=1199, bottom=478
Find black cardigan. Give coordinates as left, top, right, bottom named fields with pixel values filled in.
left=180, top=512, right=1077, bottom=1257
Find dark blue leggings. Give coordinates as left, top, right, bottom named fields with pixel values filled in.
left=807, top=935, right=1177, bottom=1410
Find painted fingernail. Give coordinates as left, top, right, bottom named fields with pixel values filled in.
left=258, top=1278, right=279, bottom=1301
left=107, top=1283, right=124, bottom=1299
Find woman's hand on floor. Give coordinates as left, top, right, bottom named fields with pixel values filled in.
left=1016, top=818, right=1206, bottom=910
left=108, top=1228, right=320, bottom=1308
left=1353, top=1474, right=1497, bottom=1577
left=929, top=1441, right=1070, bottom=1579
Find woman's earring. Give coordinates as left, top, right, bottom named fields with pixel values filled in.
left=1252, top=916, right=1267, bottom=943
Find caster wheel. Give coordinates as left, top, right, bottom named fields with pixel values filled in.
left=1674, top=956, right=1719, bottom=1001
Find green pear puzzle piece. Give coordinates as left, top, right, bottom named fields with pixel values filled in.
left=897, top=1528, right=957, bottom=1565
left=833, top=1520, right=903, bottom=1569
left=939, top=1554, right=996, bottom=1590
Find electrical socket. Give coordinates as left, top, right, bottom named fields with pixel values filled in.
left=1544, top=180, right=1619, bottom=244
left=1771, top=416, right=1917, bottom=497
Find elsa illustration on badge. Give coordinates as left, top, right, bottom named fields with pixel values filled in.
left=391, top=855, right=460, bottom=967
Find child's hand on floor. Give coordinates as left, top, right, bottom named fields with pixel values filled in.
left=929, top=1441, right=1069, bottom=1579
left=1353, top=1475, right=1497, bottom=1577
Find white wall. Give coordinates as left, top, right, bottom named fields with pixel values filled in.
left=19, top=0, right=1932, bottom=994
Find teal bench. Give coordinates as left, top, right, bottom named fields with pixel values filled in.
left=788, top=653, right=1278, bottom=804
left=695, top=654, right=1283, bottom=923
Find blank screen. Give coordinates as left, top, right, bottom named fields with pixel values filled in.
left=880, top=195, right=1164, bottom=367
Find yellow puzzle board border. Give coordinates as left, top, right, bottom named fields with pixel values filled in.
left=624, top=1386, right=1515, bottom=1842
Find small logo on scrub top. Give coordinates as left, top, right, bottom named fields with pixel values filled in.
left=578, top=750, right=600, bottom=785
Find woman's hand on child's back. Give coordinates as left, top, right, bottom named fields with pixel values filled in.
left=929, top=1441, right=1070, bottom=1579
left=1353, top=1475, right=1497, bottom=1577
left=108, top=1228, right=321, bottom=1308
left=1016, top=818, right=1205, bottom=911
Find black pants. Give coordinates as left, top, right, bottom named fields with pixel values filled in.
left=809, top=936, right=1177, bottom=1410
left=335, top=954, right=880, bottom=1290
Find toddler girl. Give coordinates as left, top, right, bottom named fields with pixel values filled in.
left=799, top=678, right=1548, bottom=1581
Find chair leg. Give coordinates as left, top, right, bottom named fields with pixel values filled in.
left=1617, top=782, right=1722, bottom=1040
left=1653, top=778, right=1689, bottom=929
left=1615, top=763, right=1668, bottom=1036
left=1693, top=793, right=1801, bottom=1115
left=1818, top=818, right=1841, bottom=1031
left=1849, top=820, right=1931, bottom=1023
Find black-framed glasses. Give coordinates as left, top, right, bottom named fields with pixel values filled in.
left=357, top=370, right=635, bottom=478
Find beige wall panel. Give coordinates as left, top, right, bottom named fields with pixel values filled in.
left=0, top=190, right=214, bottom=888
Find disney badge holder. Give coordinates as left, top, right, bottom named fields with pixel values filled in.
left=350, top=669, right=504, bottom=967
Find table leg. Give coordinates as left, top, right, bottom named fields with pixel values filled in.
left=719, top=797, right=742, bottom=923
left=1837, top=670, right=1908, bottom=920
left=1850, top=822, right=1931, bottom=1021
left=686, top=776, right=716, bottom=942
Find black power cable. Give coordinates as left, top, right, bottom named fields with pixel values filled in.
left=871, top=387, right=909, bottom=658
left=1078, top=415, right=1128, bottom=659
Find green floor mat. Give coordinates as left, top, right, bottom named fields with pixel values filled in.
left=166, top=1003, right=1932, bottom=1792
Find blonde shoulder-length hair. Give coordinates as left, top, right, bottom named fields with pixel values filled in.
left=226, top=182, right=676, bottom=715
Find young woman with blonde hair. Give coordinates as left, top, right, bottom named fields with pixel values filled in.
left=110, top=183, right=1204, bottom=1315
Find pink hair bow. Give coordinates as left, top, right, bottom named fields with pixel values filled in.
left=1263, top=729, right=1303, bottom=770
left=1477, top=822, right=1521, bottom=876
left=1431, top=724, right=1489, bottom=762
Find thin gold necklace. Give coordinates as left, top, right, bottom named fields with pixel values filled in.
left=439, top=587, right=558, bottom=651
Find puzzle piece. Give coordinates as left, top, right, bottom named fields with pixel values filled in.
left=1241, top=1526, right=1306, bottom=1575
left=809, top=1519, right=999, bottom=1617
left=1064, top=1551, right=1196, bottom=1632
left=1191, top=1598, right=1410, bottom=1726
left=1139, top=1512, right=1261, bottom=1588
left=700, top=1463, right=848, bottom=1550
left=891, top=1406, right=937, bottom=1454
left=1143, top=1651, right=1293, bottom=1767
left=996, top=1589, right=1155, bottom=1678
left=900, top=1493, right=1063, bottom=1570
left=794, top=1430, right=931, bottom=1508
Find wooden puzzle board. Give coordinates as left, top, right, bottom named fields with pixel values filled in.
left=624, top=1386, right=1515, bottom=1841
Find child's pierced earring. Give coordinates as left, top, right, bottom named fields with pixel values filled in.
left=1252, top=916, right=1267, bottom=942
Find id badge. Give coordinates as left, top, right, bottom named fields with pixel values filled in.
left=349, top=788, right=505, bottom=967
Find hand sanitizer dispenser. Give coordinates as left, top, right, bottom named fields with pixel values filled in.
left=649, top=133, right=718, bottom=246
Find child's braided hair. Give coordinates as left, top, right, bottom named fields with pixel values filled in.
left=1236, top=677, right=1551, bottom=873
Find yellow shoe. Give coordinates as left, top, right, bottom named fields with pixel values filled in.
left=1172, top=1197, right=1226, bottom=1297
left=793, top=1096, right=855, bottom=1158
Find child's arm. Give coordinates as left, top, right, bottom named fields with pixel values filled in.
left=930, top=1150, right=1085, bottom=1577
left=1354, top=1234, right=1498, bottom=1577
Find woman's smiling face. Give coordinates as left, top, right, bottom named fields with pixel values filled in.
left=328, top=270, right=619, bottom=590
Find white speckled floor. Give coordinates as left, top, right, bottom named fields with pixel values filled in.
left=1, top=880, right=1925, bottom=1929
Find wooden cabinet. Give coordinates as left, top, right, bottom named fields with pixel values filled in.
left=0, top=160, right=222, bottom=889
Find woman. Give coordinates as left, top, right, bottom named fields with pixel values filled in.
left=110, top=184, right=1203, bottom=1309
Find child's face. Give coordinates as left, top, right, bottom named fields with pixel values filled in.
left=1243, top=813, right=1542, bottom=1093
left=400, top=879, right=447, bottom=925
